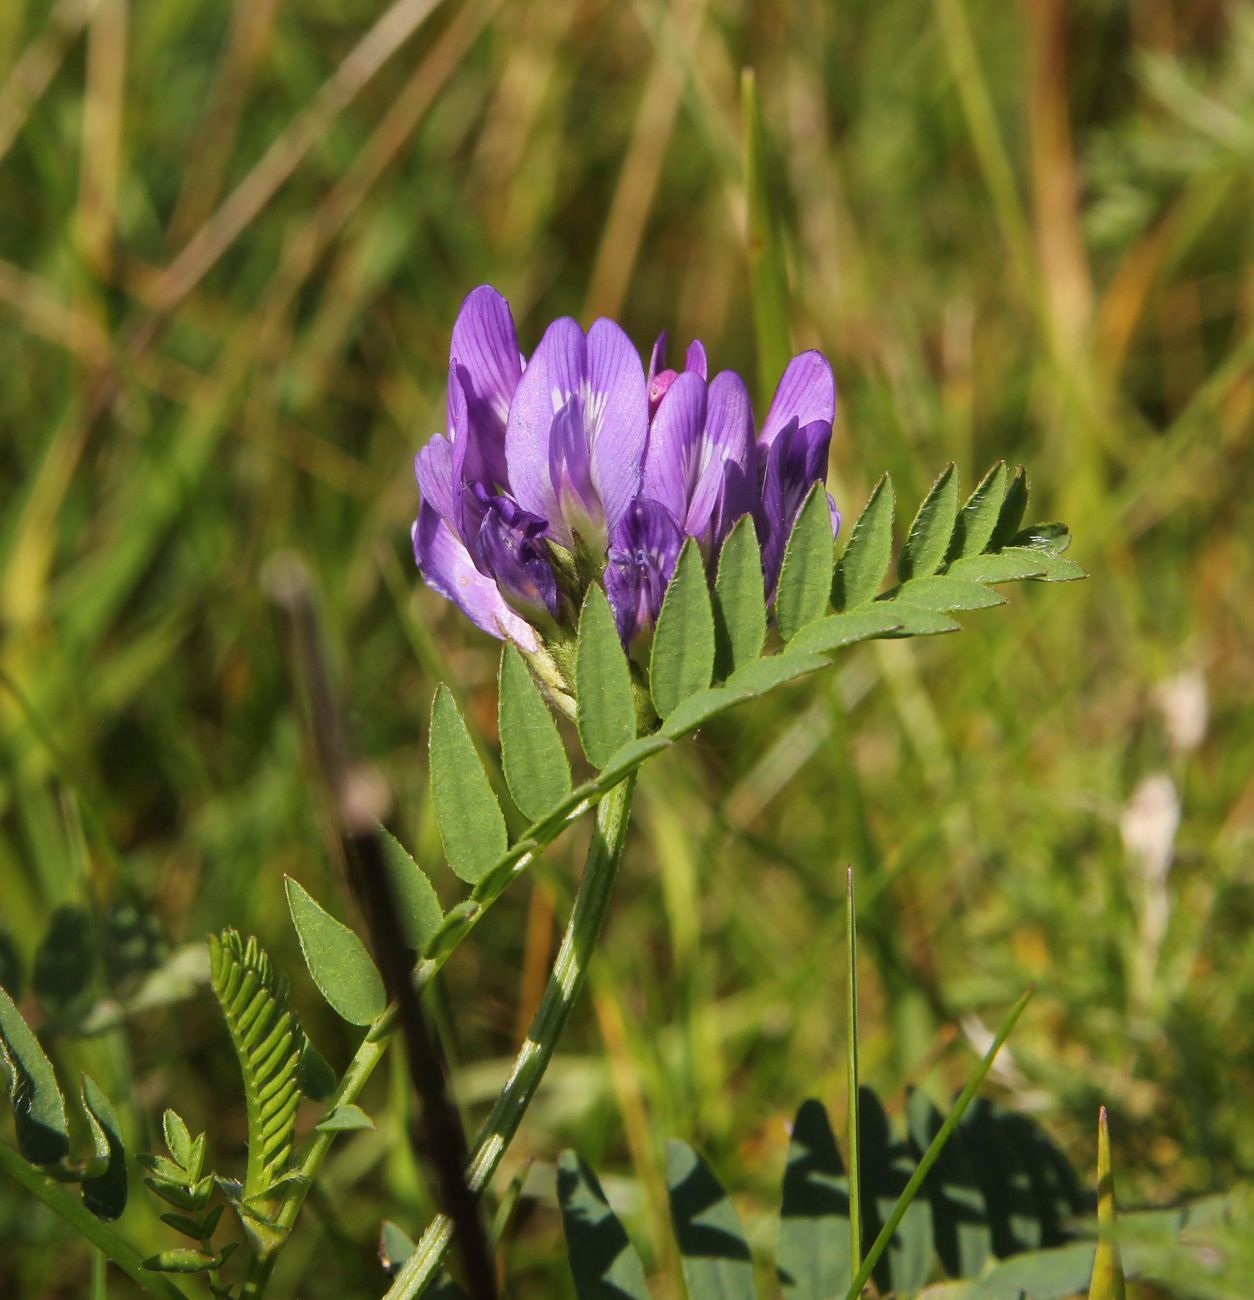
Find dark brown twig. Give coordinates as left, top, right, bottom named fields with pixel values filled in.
left=265, top=552, right=497, bottom=1300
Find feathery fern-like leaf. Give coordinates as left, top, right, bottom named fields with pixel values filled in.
left=208, top=929, right=306, bottom=1249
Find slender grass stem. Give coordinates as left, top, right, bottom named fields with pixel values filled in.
left=383, top=774, right=637, bottom=1299
left=0, top=1141, right=190, bottom=1300
left=846, top=865, right=862, bottom=1281
left=843, top=985, right=1034, bottom=1300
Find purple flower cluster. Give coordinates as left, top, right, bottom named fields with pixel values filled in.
left=412, top=286, right=839, bottom=653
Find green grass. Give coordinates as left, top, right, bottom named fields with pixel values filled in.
left=2, top=1, right=1253, bottom=1295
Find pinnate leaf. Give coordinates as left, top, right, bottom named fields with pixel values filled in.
left=712, top=514, right=766, bottom=677
left=899, top=463, right=959, bottom=580
left=0, top=982, right=69, bottom=1164
left=498, top=645, right=572, bottom=820
left=651, top=539, right=716, bottom=718
left=575, top=586, right=636, bottom=769
left=429, top=685, right=508, bottom=884
left=833, top=474, right=894, bottom=610
left=285, top=878, right=385, bottom=1026
left=776, top=484, right=835, bottom=640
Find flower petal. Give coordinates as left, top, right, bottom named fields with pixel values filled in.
left=412, top=502, right=538, bottom=650
left=604, top=498, right=683, bottom=645
left=757, top=416, right=834, bottom=593
left=586, top=317, right=647, bottom=531
left=760, top=349, right=835, bottom=448
left=688, top=369, right=754, bottom=543
left=642, top=370, right=706, bottom=528
left=505, top=317, right=586, bottom=532
left=414, top=434, right=458, bottom=531
left=684, top=338, right=708, bottom=379
left=646, top=331, right=668, bottom=391
left=448, top=286, right=524, bottom=441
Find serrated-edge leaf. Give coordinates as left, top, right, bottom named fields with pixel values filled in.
left=896, top=575, right=1006, bottom=612
left=575, top=586, right=636, bottom=769
left=314, top=1103, right=375, bottom=1133
left=81, top=1074, right=128, bottom=1221
left=988, top=466, right=1028, bottom=550
left=0, top=982, right=69, bottom=1164
left=429, top=685, right=508, bottom=884
left=667, top=1140, right=756, bottom=1300
left=651, top=539, right=716, bottom=717
left=378, top=829, right=444, bottom=956
left=498, top=645, right=573, bottom=821
left=834, top=474, right=895, bottom=611
left=950, top=461, right=1009, bottom=559
left=557, top=1150, right=650, bottom=1300
left=788, top=607, right=905, bottom=655
left=285, top=878, right=385, bottom=1027
left=713, top=514, right=767, bottom=676
left=777, top=484, right=836, bottom=640
left=899, top=463, right=960, bottom=580
left=778, top=1099, right=850, bottom=1300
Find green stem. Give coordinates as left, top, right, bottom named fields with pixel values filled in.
left=843, top=985, right=1034, bottom=1300
left=0, top=1141, right=191, bottom=1300
left=384, top=774, right=637, bottom=1299
left=846, top=866, right=862, bottom=1281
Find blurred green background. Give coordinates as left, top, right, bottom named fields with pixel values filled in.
left=1, top=0, right=1251, bottom=1294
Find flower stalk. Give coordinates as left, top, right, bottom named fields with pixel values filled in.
left=384, top=773, right=637, bottom=1299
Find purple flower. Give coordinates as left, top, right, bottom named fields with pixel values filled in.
left=603, top=499, right=684, bottom=647
left=411, top=503, right=541, bottom=650
left=506, top=316, right=648, bottom=550
left=754, top=350, right=840, bottom=592
left=413, top=285, right=557, bottom=645
left=465, top=486, right=558, bottom=624
left=641, top=368, right=756, bottom=554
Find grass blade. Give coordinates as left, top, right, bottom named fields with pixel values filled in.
left=741, top=67, right=791, bottom=401
left=846, top=866, right=862, bottom=1283
left=1089, top=1106, right=1126, bottom=1300
left=844, top=984, right=1035, bottom=1300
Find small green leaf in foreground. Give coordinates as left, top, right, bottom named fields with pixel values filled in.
left=285, top=878, right=385, bottom=1026
left=651, top=539, right=716, bottom=718
left=498, top=645, right=572, bottom=821
left=429, top=685, right=508, bottom=884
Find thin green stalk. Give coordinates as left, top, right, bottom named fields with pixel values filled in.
left=843, top=985, right=1035, bottom=1300
left=0, top=1141, right=190, bottom=1300
left=741, top=67, right=791, bottom=404
left=384, top=774, right=637, bottom=1299
left=846, top=865, right=862, bottom=1280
